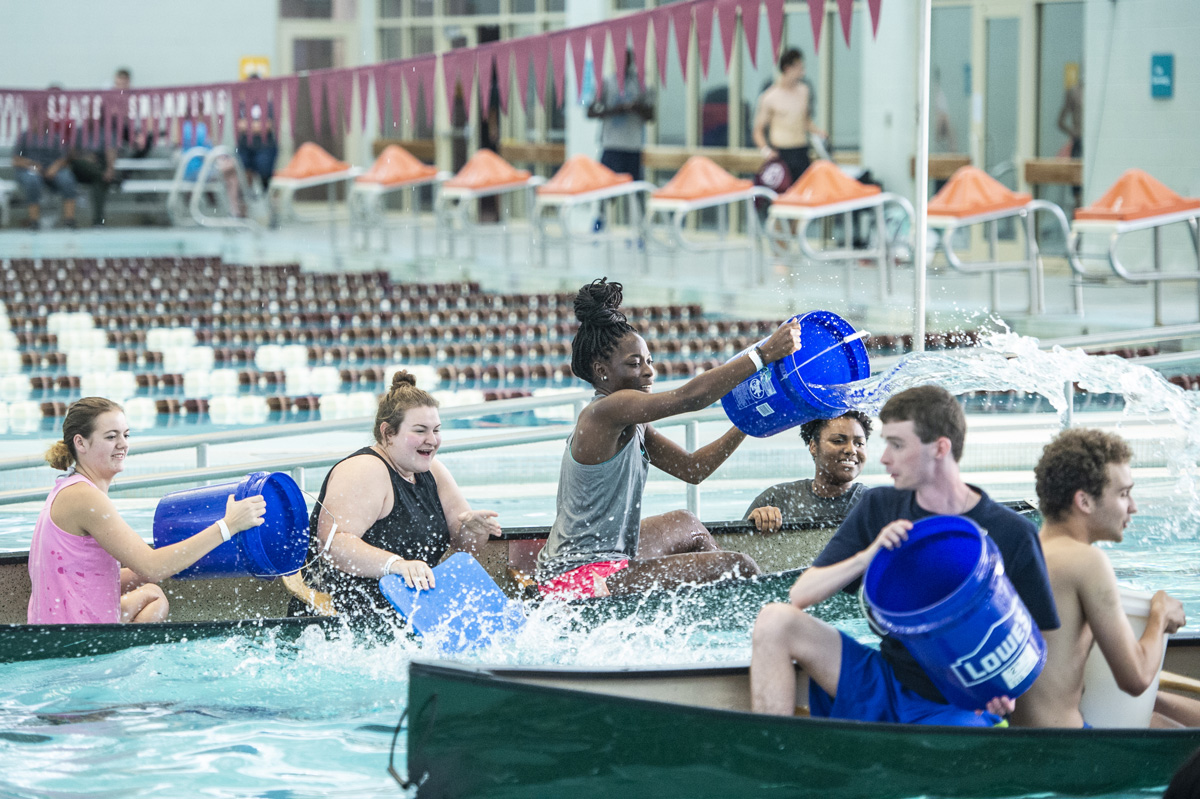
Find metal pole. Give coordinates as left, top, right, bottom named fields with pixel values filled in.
left=686, top=421, right=700, bottom=517
left=913, top=0, right=933, bottom=354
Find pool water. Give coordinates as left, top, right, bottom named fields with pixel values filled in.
left=0, top=506, right=1196, bottom=798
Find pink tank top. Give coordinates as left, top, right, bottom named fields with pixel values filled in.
left=28, top=474, right=121, bottom=624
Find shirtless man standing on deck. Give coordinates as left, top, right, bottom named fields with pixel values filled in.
left=1012, top=428, right=1195, bottom=728
left=752, top=48, right=827, bottom=187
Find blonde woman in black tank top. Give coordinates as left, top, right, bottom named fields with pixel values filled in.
left=297, top=371, right=501, bottom=616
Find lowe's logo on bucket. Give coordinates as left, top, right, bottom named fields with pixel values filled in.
left=749, top=376, right=766, bottom=399
left=951, top=600, right=1040, bottom=690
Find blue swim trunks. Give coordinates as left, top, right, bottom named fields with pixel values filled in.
left=808, top=631, right=1002, bottom=727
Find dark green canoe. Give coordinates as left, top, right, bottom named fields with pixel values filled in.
left=0, top=616, right=341, bottom=664
left=403, top=635, right=1200, bottom=799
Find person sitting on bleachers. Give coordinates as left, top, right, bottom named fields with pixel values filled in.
left=13, top=121, right=79, bottom=229
left=236, top=75, right=278, bottom=193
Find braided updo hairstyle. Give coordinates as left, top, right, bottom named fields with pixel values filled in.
left=570, top=277, right=636, bottom=385
left=45, top=397, right=124, bottom=471
left=374, top=370, right=439, bottom=443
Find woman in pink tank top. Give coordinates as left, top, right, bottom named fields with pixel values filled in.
left=29, top=397, right=268, bottom=624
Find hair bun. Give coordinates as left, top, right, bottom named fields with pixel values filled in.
left=574, top=277, right=626, bottom=325
left=390, top=370, right=418, bottom=390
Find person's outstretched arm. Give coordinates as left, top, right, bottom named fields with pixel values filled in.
left=787, top=520, right=911, bottom=610
left=642, top=424, right=746, bottom=485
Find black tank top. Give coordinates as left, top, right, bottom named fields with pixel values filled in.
left=303, top=447, right=451, bottom=616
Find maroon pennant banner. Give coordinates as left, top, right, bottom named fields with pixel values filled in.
left=356, top=68, right=371, bottom=130
left=332, top=69, right=357, bottom=133
left=667, top=2, right=694, bottom=82
left=806, top=0, right=825, bottom=54
left=868, top=0, right=883, bottom=37
left=535, top=33, right=556, bottom=108
left=716, top=0, right=739, bottom=72
left=739, top=0, right=762, bottom=67
left=371, top=65, right=388, bottom=130
left=282, top=76, right=299, bottom=141
left=694, top=1, right=716, bottom=78
left=836, top=0, right=854, bottom=46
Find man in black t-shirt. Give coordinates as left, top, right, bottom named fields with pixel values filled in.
left=749, top=385, right=1059, bottom=725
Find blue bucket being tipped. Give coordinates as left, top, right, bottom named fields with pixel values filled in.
left=863, top=515, right=1046, bottom=710
left=152, top=471, right=310, bottom=580
left=720, top=310, right=870, bottom=438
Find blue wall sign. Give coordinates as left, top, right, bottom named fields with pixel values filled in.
left=1151, top=54, right=1174, bottom=99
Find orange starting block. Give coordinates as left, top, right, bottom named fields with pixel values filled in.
left=765, top=160, right=915, bottom=300
left=1068, top=169, right=1200, bottom=324
left=645, top=156, right=777, bottom=285
left=269, top=142, right=364, bottom=245
left=436, top=149, right=544, bottom=267
left=533, top=155, right=655, bottom=273
left=349, top=145, right=451, bottom=255
left=925, top=166, right=1072, bottom=316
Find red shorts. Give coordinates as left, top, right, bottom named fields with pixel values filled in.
left=539, top=560, right=630, bottom=599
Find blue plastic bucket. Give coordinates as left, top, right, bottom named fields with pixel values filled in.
left=719, top=310, right=870, bottom=438
left=863, top=515, right=1046, bottom=709
left=152, top=471, right=309, bottom=580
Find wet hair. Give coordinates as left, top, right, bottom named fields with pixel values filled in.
left=879, top=385, right=966, bottom=461
left=1034, top=428, right=1132, bottom=523
left=779, top=48, right=804, bottom=72
left=373, top=370, right=439, bottom=443
left=45, top=397, right=123, bottom=471
left=799, top=411, right=873, bottom=446
left=570, top=277, right=635, bottom=385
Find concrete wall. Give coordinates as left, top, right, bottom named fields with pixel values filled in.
left=859, top=0, right=917, bottom=201
left=1084, top=0, right=1200, bottom=270
left=0, top=1, right=276, bottom=90
left=1084, top=0, right=1200, bottom=200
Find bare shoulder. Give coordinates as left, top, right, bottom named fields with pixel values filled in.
left=1044, top=534, right=1113, bottom=584
left=325, top=452, right=391, bottom=496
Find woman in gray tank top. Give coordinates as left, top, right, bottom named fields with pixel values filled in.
left=536, top=278, right=803, bottom=598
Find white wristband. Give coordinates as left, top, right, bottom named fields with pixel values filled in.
left=382, top=554, right=401, bottom=576
left=747, top=346, right=765, bottom=372
left=216, top=519, right=232, bottom=542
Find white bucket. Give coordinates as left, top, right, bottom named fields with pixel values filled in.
left=1078, top=586, right=1167, bottom=728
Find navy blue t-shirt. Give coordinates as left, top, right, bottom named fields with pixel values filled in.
left=813, top=485, right=1060, bottom=703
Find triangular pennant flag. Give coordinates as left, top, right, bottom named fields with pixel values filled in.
left=836, top=0, right=854, bottom=46
left=357, top=69, right=372, bottom=131
left=695, top=0, right=716, bottom=78
left=530, top=33, right=552, bottom=109
left=739, top=0, right=762, bottom=67
left=868, top=0, right=883, bottom=38
left=399, top=62, right=419, bottom=125
left=589, top=24, right=609, bottom=98
left=566, top=28, right=588, bottom=101
left=627, top=13, right=651, bottom=89
left=335, top=69, right=356, bottom=132
left=281, top=77, right=298, bottom=142
left=442, top=49, right=472, bottom=124
left=307, top=71, right=326, bottom=136
left=716, top=1, right=739, bottom=72
left=668, top=2, right=693, bottom=80
left=651, top=9, right=673, bottom=86
left=494, top=41, right=513, bottom=114
left=476, top=44, right=495, bottom=118
left=372, top=64, right=388, bottom=130
left=384, top=64, right=403, bottom=130
left=513, top=37, right=535, bottom=110
left=550, top=32, right=569, bottom=107
left=806, top=0, right=825, bottom=54
left=763, top=0, right=785, bottom=61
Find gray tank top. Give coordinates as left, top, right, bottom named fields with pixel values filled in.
left=536, top=423, right=649, bottom=582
